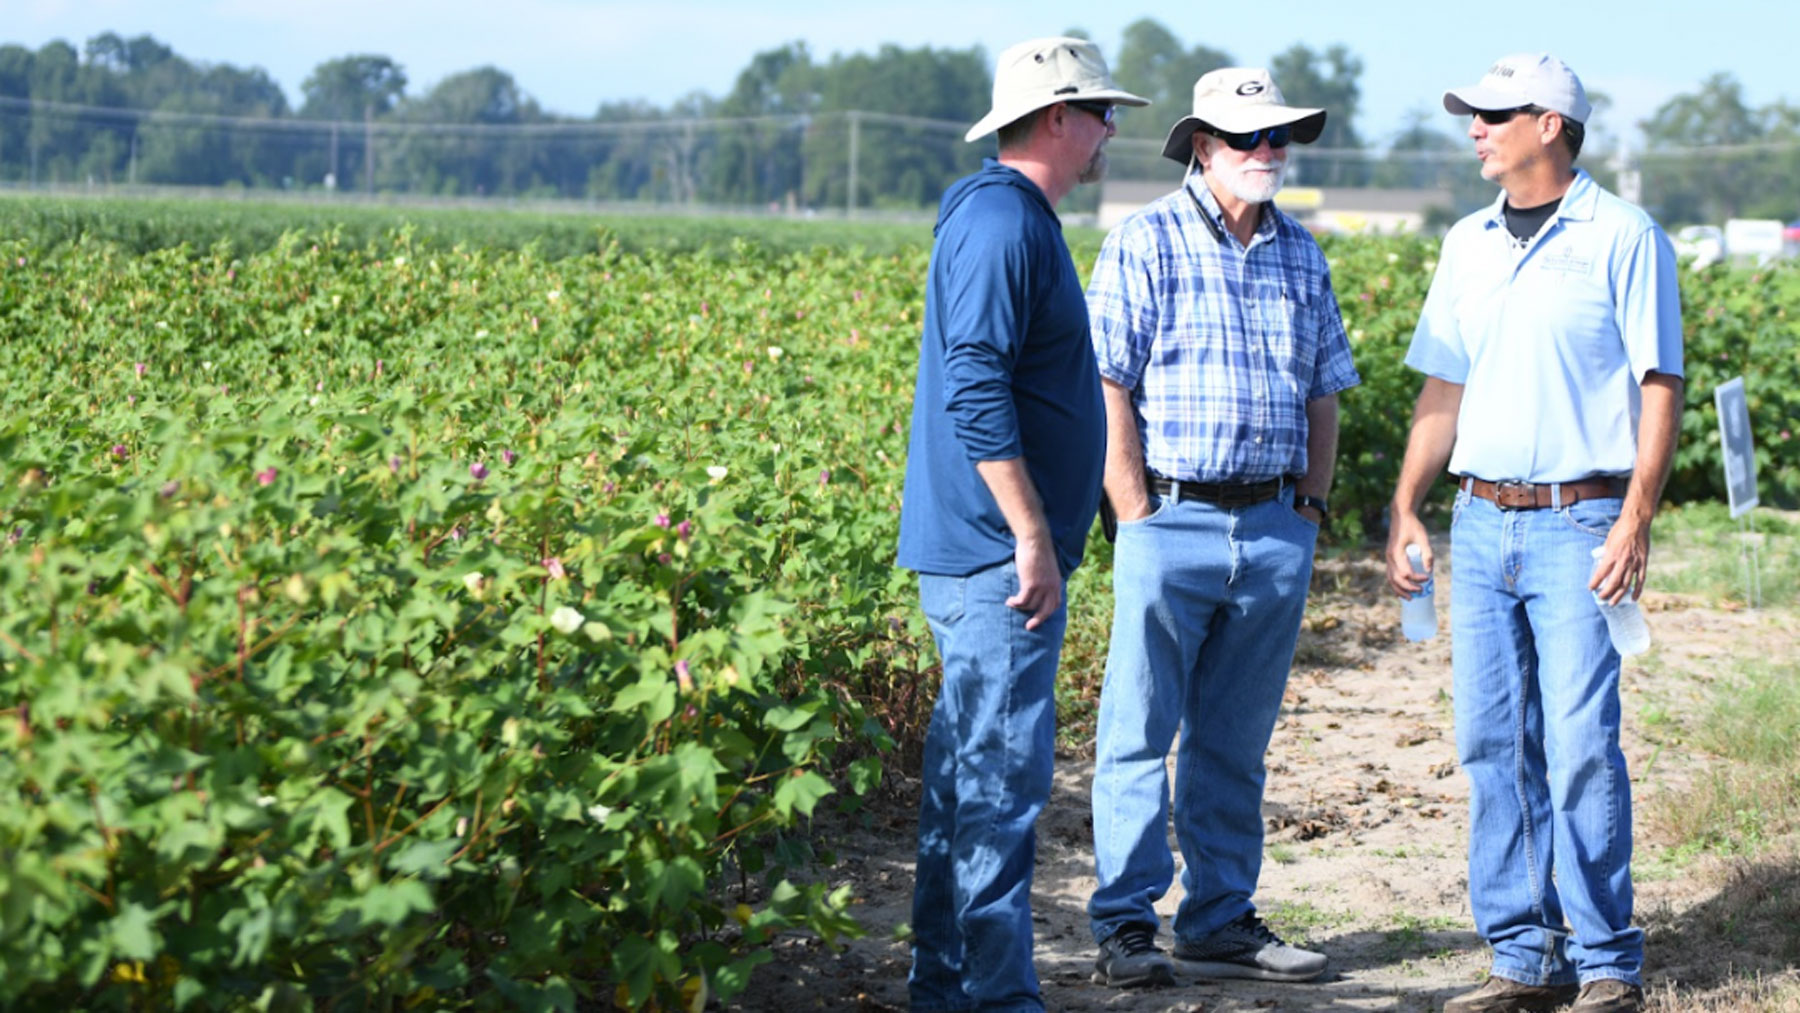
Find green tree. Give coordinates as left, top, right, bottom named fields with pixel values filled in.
left=300, top=55, right=407, bottom=121
left=710, top=42, right=816, bottom=206
left=802, top=43, right=988, bottom=210
left=1638, top=73, right=1780, bottom=224
left=1110, top=18, right=1233, bottom=144
left=1270, top=43, right=1365, bottom=185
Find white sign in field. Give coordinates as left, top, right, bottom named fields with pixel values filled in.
left=1715, top=376, right=1758, bottom=518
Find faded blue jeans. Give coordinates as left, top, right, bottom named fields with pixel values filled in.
left=1450, top=487, right=1643, bottom=988
left=909, top=560, right=1064, bottom=1013
left=1087, top=490, right=1317, bottom=947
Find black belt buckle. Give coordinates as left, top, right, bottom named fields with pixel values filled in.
left=1493, top=480, right=1538, bottom=509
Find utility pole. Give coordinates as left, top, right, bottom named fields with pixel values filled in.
left=363, top=104, right=374, bottom=195
left=846, top=111, right=859, bottom=218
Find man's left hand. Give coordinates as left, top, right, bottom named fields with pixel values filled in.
left=1591, top=522, right=1651, bottom=605
left=1295, top=504, right=1324, bottom=525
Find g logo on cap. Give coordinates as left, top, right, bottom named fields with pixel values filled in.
left=1236, top=81, right=1264, bottom=96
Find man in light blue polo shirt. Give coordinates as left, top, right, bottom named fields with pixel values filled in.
left=1384, top=54, right=1683, bottom=1013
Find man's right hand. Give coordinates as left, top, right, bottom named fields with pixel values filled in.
left=1006, top=534, right=1062, bottom=630
left=1385, top=511, right=1433, bottom=599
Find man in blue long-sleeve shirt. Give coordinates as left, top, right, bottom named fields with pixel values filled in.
left=895, top=36, right=1146, bottom=1013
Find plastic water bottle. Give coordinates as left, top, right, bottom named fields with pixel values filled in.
left=1401, top=544, right=1438, bottom=641
left=1590, top=546, right=1651, bottom=656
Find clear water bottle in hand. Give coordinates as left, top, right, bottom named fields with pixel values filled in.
left=1590, top=546, right=1650, bottom=656
left=1401, top=544, right=1437, bottom=641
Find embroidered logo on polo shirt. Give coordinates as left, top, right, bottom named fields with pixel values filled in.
left=1537, top=249, right=1593, bottom=276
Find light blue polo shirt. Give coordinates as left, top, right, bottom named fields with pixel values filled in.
left=1406, top=169, right=1683, bottom=483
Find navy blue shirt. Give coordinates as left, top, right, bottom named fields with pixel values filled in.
left=897, top=160, right=1105, bottom=578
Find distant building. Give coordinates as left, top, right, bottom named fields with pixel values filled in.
left=1097, top=179, right=1450, bottom=235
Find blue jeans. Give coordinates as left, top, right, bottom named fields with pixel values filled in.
left=1450, top=488, right=1642, bottom=987
left=1088, top=491, right=1317, bottom=946
left=910, top=560, right=1064, bottom=1013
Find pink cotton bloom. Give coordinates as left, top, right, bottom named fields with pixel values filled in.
left=502, top=449, right=517, bottom=466
left=134, top=362, right=147, bottom=377
left=470, top=462, right=489, bottom=480
left=255, top=467, right=278, bottom=486
left=820, top=469, right=831, bottom=485
left=674, top=659, right=694, bottom=691
left=655, top=513, right=671, bottom=529
left=543, top=557, right=566, bottom=579
left=111, top=444, right=128, bottom=459
left=677, top=519, right=692, bottom=540
left=389, top=456, right=402, bottom=473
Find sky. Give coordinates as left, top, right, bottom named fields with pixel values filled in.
left=9, top=0, right=1794, bottom=148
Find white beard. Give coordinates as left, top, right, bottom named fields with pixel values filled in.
left=1212, top=155, right=1287, bottom=204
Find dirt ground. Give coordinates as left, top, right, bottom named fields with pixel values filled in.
left=727, top=538, right=1798, bottom=1012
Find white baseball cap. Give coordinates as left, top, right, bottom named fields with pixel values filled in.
left=965, top=36, right=1149, bottom=143
left=1160, top=68, right=1327, bottom=163
left=1444, top=52, right=1591, bottom=124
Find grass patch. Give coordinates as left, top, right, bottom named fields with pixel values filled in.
left=1261, top=899, right=1345, bottom=940
left=1650, top=658, right=1800, bottom=858
left=1653, top=503, right=1800, bottom=607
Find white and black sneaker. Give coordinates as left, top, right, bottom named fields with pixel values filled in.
left=1092, top=923, right=1176, bottom=987
left=1171, top=912, right=1328, bottom=982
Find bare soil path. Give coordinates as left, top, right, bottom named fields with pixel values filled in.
left=729, top=541, right=1796, bottom=1012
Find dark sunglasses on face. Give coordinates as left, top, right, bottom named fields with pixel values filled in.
left=1203, top=123, right=1292, bottom=150
left=1067, top=100, right=1116, bottom=125
left=1474, top=106, right=1543, bottom=125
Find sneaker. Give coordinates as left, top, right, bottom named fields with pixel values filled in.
left=1170, top=912, right=1328, bottom=982
left=1571, top=980, right=1644, bottom=1013
left=1091, top=923, right=1175, bottom=988
left=1443, top=976, right=1580, bottom=1013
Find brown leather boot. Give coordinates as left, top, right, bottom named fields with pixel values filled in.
left=1570, top=980, right=1644, bottom=1012
left=1444, top=976, right=1581, bottom=1013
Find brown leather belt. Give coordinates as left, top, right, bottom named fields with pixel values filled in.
left=1461, top=475, right=1629, bottom=510
left=1147, top=474, right=1285, bottom=508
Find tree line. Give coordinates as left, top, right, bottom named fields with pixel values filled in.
left=0, top=25, right=1795, bottom=223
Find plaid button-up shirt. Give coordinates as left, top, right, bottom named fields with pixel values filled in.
left=1087, top=177, right=1360, bottom=484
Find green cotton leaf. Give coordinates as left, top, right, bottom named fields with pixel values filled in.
left=771, top=770, right=833, bottom=819
left=353, top=878, right=435, bottom=928
left=611, top=673, right=675, bottom=724
left=109, top=901, right=161, bottom=961
left=763, top=703, right=817, bottom=732
left=846, top=756, right=882, bottom=796
left=388, top=838, right=461, bottom=879
left=230, top=904, right=274, bottom=967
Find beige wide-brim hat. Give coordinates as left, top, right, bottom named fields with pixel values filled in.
left=966, top=36, right=1149, bottom=143
left=1159, top=67, right=1327, bottom=163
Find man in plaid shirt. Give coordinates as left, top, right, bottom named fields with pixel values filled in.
left=1084, top=68, right=1360, bottom=990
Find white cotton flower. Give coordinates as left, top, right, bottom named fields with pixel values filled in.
left=766, top=346, right=784, bottom=361
left=475, top=329, right=489, bottom=339
left=202, top=360, right=214, bottom=371
left=706, top=465, right=729, bottom=482
left=547, top=290, right=561, bottom=301
left=256, top=795, right=277, bottom=808
left=587, top=803, right=613, bottom=824
left=462, top=571, right=485, bottom=595
left=393, top=256, right=407, bottom=267
left=550, top=605, right=584, bottom=634
left=1387, top=252, right=1400, bottom=264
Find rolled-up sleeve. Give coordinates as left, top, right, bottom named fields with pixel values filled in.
left=1086, top=225, right=1157, bottom=391
left=1309, top=263, right=1361, bottom=399
left=940, top=226, right=1030, bottom=461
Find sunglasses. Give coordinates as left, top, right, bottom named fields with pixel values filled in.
left=1067, top=100, right=1116, bottom=126
left=1474, top=106, right=1544, bottom=125
left=1201, top=123, right=1292, bottom=151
